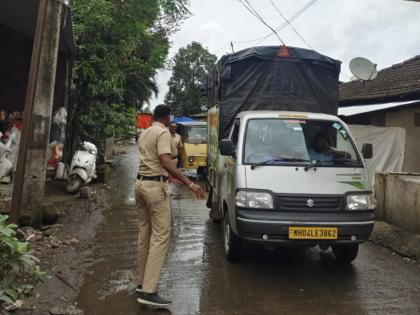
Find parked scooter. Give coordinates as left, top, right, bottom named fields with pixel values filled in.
left=66, top=141, right=97, bottom=193
left=0, top=130, right=19, bottom=184
left=0, top=145, right=13, bottom=184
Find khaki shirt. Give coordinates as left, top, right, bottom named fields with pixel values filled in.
left=171, top=133, right=183, bottom=158
left=138, top=122, right=172, bottom=177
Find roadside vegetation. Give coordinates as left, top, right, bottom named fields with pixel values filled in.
left=0, top=214, right=43, bottom=310
left=66, top=0, right=190, bottom=157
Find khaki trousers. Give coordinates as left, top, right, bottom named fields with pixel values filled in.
left=135, top=179, right=171, bottom=293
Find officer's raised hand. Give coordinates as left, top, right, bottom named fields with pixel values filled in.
left=160, top=154, right=205, bottom=199
left=189, top=183, right=205, bottom=199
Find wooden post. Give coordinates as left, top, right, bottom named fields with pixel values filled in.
left=10, top=0, right=64, bottom=226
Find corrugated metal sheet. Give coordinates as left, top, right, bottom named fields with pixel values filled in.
left=338, top=100, right=420, bottom=117
left=0, top=0, right=76, bottom=54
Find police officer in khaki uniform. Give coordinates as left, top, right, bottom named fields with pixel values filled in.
left=135, top=105, right=204, bottom=307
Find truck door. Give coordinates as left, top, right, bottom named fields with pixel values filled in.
left=223, top=120, right=240, bottom=216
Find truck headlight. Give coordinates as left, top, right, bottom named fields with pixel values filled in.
left=188, top=156, right=195, bottom=163
left=346, top=194, right=373, bottom=210
left=236, top=191, right=274, bottom=209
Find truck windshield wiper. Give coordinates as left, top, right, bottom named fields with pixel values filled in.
left=304, top=158, right=362, bottom=171
left=331, top=158, right=363, bottom=167
left=251, top=158, right=311, bottom=170
left=331, top=157, right=361, bottom=163
left=304, top=160, right=331, bottom=171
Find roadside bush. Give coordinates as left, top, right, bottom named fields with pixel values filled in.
left=76, top=103, right=136, bottom=155
left=0, top=214, right=43, bottom=308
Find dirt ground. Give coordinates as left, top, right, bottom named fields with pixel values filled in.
left=371, top=221, right=420, bottom=260
left=5, top=178, right=113, bottom=315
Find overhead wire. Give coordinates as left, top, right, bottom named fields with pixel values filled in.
left=214, top=0, right=317, bottom=55
left=228, top=0, right=317, bottom=47
left=269, top=0, right=314, bottom=50
left=255, top=0, right=317, bottom=45
left=237, top=0, right=286, bottom=45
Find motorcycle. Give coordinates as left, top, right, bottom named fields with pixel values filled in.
left=66, top=141, right=97, bottom=193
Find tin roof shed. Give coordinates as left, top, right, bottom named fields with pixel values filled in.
left=0, top=0, right=76, bottom=54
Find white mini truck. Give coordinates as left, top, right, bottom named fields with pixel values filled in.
left=205, top=46, right=374, bottom=263
left=214, top=111, right=374, bottom=262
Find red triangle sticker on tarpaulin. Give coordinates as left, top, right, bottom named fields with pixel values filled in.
left=277, top=46, right=290, bottom=57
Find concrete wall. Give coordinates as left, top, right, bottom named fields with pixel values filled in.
left=375, top=173, right=420, bottom=234
left=385, top=105, right=420, bottom=172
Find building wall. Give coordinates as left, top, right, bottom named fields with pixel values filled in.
left=375, top=173, right=420, bottom=234
left=385, top=104, right=420, bottom=172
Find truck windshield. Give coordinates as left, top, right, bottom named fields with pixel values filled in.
left=243, top=118, right=362, bottom=167
left=185, top=126, right=207, bottom=144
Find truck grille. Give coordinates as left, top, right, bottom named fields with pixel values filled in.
left=276, top=194, right=343, bottom=211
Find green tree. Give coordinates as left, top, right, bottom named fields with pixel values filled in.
left=165, top=42, right=217, bottom=116
left=66, top=0, right=189, bottom=157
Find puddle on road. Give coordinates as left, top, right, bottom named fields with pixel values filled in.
left=77, top=144, right=211, bottom=315
left=97, top=270, right=134, bottom=300
left=77, top=144, right=140, bottom=315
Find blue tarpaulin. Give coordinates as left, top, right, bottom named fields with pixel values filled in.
left=171, top=116, right=193, bottom=123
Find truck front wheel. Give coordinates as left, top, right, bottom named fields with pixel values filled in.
left=332, top=244, right=359, bottom=263
left=224, top=212, right=242, bottom=261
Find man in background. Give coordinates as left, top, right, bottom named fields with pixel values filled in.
left=135, top=105, right=204, bottom=307
left=169, top=122, right=183, bottom=168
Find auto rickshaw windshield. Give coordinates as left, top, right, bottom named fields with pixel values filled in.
left=185, top=126, right=207, bottom=144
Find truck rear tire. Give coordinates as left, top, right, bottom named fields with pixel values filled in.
left=332, top=244, right=359, bottom=263
left=208, top=187, right=223, bottom=223
left=206, top=187, right=213, bottom=209
left=197, top=167, right=207, bottom=180
left=224, top=212, right=242, bottom=261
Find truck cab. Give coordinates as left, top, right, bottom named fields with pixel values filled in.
left=213, top=111, right=374, bottom=262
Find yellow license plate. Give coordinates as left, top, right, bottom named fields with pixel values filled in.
left=288, top=227, right=338, bottom=240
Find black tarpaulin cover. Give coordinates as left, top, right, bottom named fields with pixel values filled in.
left=211, top=46, right=341, bottom=139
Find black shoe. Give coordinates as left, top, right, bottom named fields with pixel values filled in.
left=135, top=285, right=142, bottom=293
left=137, top=292, right=172, bottom=307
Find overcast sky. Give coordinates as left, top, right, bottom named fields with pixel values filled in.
left=149, top=0, right=420, bottom=108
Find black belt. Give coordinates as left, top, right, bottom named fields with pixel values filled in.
left=137, top=175, right=168, bottom=182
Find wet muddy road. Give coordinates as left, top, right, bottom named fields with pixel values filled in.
left=77, top=144, right=420, bottom=315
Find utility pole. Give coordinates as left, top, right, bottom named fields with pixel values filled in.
left=10, top=0, right=64, bottom=226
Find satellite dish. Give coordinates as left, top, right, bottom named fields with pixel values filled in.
left=349, top=57, right=378, bottom=81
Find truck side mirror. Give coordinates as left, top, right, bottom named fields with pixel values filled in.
left=362, top=143, right=373, bottom=159
left=220, top=139, right=236, bottom=157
